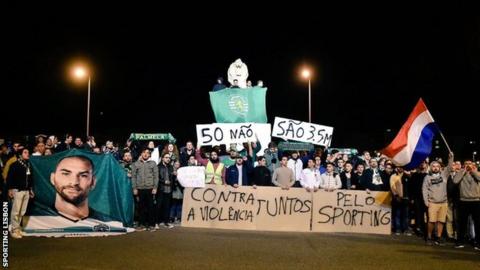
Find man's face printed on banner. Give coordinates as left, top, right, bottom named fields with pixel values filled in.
left=50, top=157, right=95, bottom=205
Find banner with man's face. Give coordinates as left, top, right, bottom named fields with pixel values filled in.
left=24, top=149, right=134, bottom=237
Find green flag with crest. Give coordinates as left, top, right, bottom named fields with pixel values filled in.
left=209, top=87, right=268, bottom=123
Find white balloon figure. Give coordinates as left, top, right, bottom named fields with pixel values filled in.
left=227, top=58, right=249, bottom=88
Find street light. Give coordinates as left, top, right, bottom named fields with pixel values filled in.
left=71, top=65, right=91, bottom=138
left=301, top=68, right=312, bottom=122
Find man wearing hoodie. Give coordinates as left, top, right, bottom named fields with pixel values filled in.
left=453, top=159, right=480, bottom=249
left=422, top=153, right=453, bottom=245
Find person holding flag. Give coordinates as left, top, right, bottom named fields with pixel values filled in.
left=381, top=98, right=441, bottom=170
left=382, top=98, right=455, bottom=244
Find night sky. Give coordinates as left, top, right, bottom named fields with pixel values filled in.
left=4, top=8, right=480, bottom=158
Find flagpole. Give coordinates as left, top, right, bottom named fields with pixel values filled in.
left=438, top=129, right=452, bottom=153
left=424, top=97, right=452, bottom=154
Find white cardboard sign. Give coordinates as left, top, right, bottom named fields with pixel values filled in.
left=272, top=117, right=333, bottom=146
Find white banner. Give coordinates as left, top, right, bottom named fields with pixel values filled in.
left=177, top=166, right=206, bottom=188
left=272, top=117, right=333, bottom=147
left=196, top=123, right=271, bottom=155
left=182, top=187, right=391, bottom=234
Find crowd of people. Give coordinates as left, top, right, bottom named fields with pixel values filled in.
left=1, top=133, right=479, bottom=251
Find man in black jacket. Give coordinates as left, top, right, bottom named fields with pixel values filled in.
left=252, top=156, right=272, bottom=187
left=179, top=141, right=195, bottom=167
left=156, top=153, right=174, bottom=229
left=409, top=160, right=429, bottom=238
left=360, top=159, right=389, bottom=192
left=7, top=148, right=34, bottom=239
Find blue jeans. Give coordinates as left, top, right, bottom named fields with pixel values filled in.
left=170, top=199, right=182, bottom=221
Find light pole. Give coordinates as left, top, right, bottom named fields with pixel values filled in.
left=72, top=66, right=91, bottom=137
left=301, top=69, right=312, bottom=122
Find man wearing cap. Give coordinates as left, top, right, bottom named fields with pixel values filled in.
left=226, top=153, right=253, bottom=188
left=222, top=146, right=238, bottom=168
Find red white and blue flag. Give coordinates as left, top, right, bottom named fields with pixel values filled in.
left=382, top=98, right=437, bottom=169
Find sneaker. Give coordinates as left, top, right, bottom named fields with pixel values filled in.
left=403, top=231, right=412, bottom=236
left=395, top=231, right=401, bottom=236
left=163, top=223, right=174, bottom=229
left=154, top=224, right=160, bottom=230
left=454, top=243, right=465, bottom=249
left=474, top=246, right=480, bottom=251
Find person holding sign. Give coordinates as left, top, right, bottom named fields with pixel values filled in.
left=195, top=146, right=226, bottom=185
left=272, top=156, right=295, bottom=190
left=320, top=163, right=342, bottom=191
left=300, top=158, right=321, bottom=192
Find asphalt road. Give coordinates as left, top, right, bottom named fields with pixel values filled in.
left=7, top=227, right=480, bottom=270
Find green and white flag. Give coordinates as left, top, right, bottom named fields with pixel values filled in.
left=209, top=87, right=268, bottom=123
